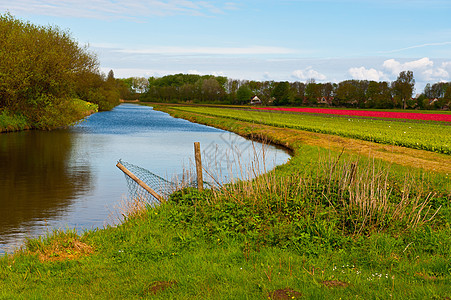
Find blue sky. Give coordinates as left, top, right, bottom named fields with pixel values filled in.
left=2, top=0, right=451, bottom=92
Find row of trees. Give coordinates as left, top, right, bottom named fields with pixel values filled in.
left=0, top=14, right=124, bottom=129
left=132, top=71, right=450, bottom=110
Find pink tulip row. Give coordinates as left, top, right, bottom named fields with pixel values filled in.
left=253, top=107, right=451, bottom=122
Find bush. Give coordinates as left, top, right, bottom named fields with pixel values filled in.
left=0, top=13, right=117, bottom=129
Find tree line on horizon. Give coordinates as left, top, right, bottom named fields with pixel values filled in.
left=121, top=72, right=450, bottom=110
left=0, top=14, right=127, bottom=129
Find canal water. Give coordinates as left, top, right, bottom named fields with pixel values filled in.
left=0, top=104, right=290, bottom=254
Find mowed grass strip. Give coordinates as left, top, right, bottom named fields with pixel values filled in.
left=172, top=106, right=451, bottom=154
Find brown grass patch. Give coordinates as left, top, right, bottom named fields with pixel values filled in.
left=145, top=280, right=177, bottom=295
left=269, top=287, right=303, bottom=299
left=415, top=272, right=438, bottom=281
left=30, top=238, right=93, bottom=262
left=321, top=280, right=349, bottom=288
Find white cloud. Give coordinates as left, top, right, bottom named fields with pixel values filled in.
left=1, top=0, right=236, bottom=19
left=187, top=69, right=201, bottom=75
left=348, top=67, right=386, bottom=81
left=211, top=71, right=225, bottom=77
left=291, top=67, right=327, bottom=81
left=382, top=57, right=451, bottom=83
left=382, top=57, right=434, bottom=75
left=422, top=68, right=449, bottom=81
left=442, top=61, right=451, bottom=69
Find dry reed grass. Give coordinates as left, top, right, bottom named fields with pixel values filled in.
left=110, top=195, right=149, bottom=225
left=22, top=230, right=94, bottom=262
left=33, top=238, right=93, bottom=262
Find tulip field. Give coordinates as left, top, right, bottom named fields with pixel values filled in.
left=174, top=106, right=451, bottom=154
left=254, top=107, right=451, bottom=122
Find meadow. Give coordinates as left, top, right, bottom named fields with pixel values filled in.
left=0, top=104, right=449, bottom=299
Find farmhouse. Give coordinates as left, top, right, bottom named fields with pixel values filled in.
left=250, top=96, right=262, bottom=105
left=429, top=98, right=439, bottom=105
left=317, top=96, right=333, bottom=105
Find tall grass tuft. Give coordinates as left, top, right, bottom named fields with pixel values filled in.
left=201, top=144, right=442, bottom=235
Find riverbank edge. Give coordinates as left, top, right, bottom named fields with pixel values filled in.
left=148, top=103, right=451, bottom=175
left=0, top=101, right=99, bottom=133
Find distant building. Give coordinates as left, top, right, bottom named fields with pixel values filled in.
left=317, top=96, right=333, bottom=105
left=429, top=98, right=439, bottom=105
left=250, top=96, right=262, bottom=105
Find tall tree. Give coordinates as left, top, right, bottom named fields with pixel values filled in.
left=305, top=79, right=320, bottom=105
left=290, top=81, right=305, bottom=105
left=391, top=71, right=415, bottom=109
left=271, top=81, right=290, bottom=106
left=107, top=70, right=115, bottom=83
left=236, top=85, right=253, bottom=104
left=366, top=81, right=392, bottom=108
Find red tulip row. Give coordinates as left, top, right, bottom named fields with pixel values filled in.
left=253, top=107, right=451, bottom=122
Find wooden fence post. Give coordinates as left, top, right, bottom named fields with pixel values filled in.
left=194, top=142, right=203, bottom=192
left=116, top=161, right=164, bottom=203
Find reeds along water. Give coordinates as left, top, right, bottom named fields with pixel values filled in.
left=195, top=144, right=440, bottom=234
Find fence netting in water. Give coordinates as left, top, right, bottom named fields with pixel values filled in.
left=117, top=159, right=209, bottom=204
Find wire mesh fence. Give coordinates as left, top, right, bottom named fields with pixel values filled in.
left=117, top=159, right=210, bottom=204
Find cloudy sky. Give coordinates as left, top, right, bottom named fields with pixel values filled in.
left=2, top=0, right=451, bottom=92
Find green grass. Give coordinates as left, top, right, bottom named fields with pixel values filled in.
left=172, top=106, right=451, bottom=154
left=0, top=104, right=449, bottom=299
left=1, top=185, right=449, bottom=299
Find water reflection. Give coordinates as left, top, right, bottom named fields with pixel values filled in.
left=0, top=130, right=91, bottom=251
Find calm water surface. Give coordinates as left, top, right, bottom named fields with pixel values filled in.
left=0, top=104, right=289, bottom=254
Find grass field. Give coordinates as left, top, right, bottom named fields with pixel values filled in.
left=170, top=106, right=451, bottom=154
left=1, top=104, right=449, bottom=299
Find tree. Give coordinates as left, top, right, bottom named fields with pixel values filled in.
left=305, top=79, right=320, bottom=105
left=290, top=82, right=305, bottom=105
left=366, top=81, right=392, bottom=108
left=201, top=78, right=225, bottom=102
left=236, top=85, right=253, bottom=104
left=107, top=70, right=115, bottom=83
left=391, top=71, right=415, bottom=109
left=334, top=80, right=361, bottom=107
left=271, top=81, right=290, bottom=106
left=261, top=81, right=275, bottom=105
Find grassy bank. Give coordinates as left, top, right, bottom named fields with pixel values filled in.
left=0, top=99, right=98, bottom=133
left=0, top=104, right=449, bottom=299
